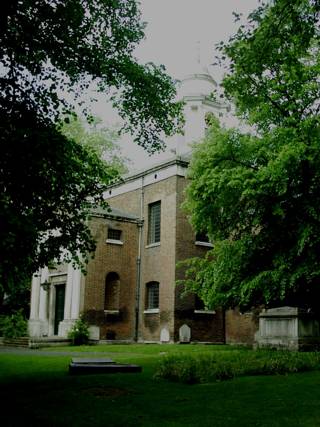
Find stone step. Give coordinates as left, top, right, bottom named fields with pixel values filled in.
left=3, top=337, right=30, bottom=348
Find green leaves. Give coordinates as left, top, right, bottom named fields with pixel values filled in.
left=59, top=114, right=128, bottom=175
left=0, top=0, right=182, bottom=150
left=182, top=0, right=320, bottom=310
left=222, top=0, right=319, bottom=131
left=0, top=105, right=118, bottom=293
left=0, top=0, right=183, bottom=295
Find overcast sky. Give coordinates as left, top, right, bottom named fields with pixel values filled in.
left=93, top=0, right=260, bottom=170
left=135, top=0, right=259, bottom=80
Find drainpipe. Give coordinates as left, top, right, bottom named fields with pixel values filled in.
left=134, top=176, right=144, bottom=342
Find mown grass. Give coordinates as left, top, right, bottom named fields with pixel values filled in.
left=1, top=344, right=320, bottom=426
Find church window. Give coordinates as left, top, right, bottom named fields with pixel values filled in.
left=146, top=281, right=159, bottom=310
left=104, top=272, right=120, bottom=312
left=148, top=201, right=161, bottom=244
left=107, top=228, right=122, bottom=241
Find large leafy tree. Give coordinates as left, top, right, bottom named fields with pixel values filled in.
left=182, top=0, right=320, bottom=311
left=0, top=0, right=182, bottom=296
left=1, top=0, right=181, bottom=150
left=59, top=115, right=129, bottom=174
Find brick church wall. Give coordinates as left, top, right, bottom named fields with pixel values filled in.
left=86, top=171, right=257, bottom=345
left=83, top=215, right=139, bottom=341
left=174, top=176, right=225, bottom=343
left=106, top=188, right=141, bottom=216
left=225, top=308, right=260, bottom=346
left=107, top=175, right=178, bottom=342
left=140, top=176, right=177, bottom=341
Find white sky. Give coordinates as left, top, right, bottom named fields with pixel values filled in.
left=135, top=0, right=259, bottom=80
left=92, top=0, right=260, bottom=170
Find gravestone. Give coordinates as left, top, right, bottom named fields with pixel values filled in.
left=179, top=324, right=191, bottom=343
left=160, top=328, right=170, bottom=343
left=88, top=325, right=100, bottom=341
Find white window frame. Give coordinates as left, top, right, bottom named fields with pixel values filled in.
left=106, top=228, right=123, bottom=245
left=147, top=201, right=161, bottom=245
left=145, top=282, right=159, bottom=313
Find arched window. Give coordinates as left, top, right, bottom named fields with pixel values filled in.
left=146, top=281, right=159, bottom=310
left=105, top=272, right=120, bottom=311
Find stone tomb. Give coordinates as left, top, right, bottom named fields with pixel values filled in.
left=255, top=306, right=320, bottom=351
left=69, top=358, right=142, bottom=374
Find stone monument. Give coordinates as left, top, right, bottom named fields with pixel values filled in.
left=255, top=306, right=320, bottom=351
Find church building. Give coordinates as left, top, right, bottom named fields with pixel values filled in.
left=29, top=63, right=258, bottom=345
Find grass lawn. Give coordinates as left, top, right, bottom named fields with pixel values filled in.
left=1, top=344, right=320, bottom=426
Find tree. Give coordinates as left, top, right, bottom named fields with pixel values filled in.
left=1, top=105, right=118, bottom=296
left=1, top=0, right=182, bottom=151
left=181, top=0, right=320, bottom=311
left=0, top=0, right=182, bottom=296
left=59, top=115, right=129, bottom=175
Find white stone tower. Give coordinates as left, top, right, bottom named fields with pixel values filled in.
left=174, top=43, right=226, bottom=156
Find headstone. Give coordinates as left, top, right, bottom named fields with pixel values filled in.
left=88, top=325, right=100, bottom=341
left=160, top=328, right=170, bottom=343
left=179, top=324, right=191, bottom=343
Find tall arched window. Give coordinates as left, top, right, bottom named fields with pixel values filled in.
left=146, top=281, right=159, bottom=310
left=105, top=272, right=120, bottom=311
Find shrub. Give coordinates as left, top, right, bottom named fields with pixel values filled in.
left=1, top=309, right=28, bottom=338
left=155, top=350, right=320, bottom=384
left=68, top=316, right=89, bottom=345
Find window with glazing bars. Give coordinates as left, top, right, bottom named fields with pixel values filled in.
left=107, top=228, right=122, bottom=241
left=146, top=282, right=159, bottom=309
left=148, top=201, right=161, bottom=244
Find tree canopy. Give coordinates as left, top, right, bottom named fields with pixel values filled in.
left=1, top=0, right=182, bottom=150
left=59, top=115, right=129, bottom=174
left=182, top=0, right=320, bottom=311
left=0, top=0, right=182, bottom=295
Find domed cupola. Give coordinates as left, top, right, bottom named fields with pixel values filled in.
left=175, top=42, right=226, bottom=156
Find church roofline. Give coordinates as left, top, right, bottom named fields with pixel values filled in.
left=104, top=156, right=189, bottom=191
left=91, top=207, right=141, bottom=223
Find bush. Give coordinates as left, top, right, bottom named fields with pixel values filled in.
left=68, top=316, right=89, bottom=345
left=1, top=310, right=28, bottom=338
left=155, top=350, right=320, bottom=384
